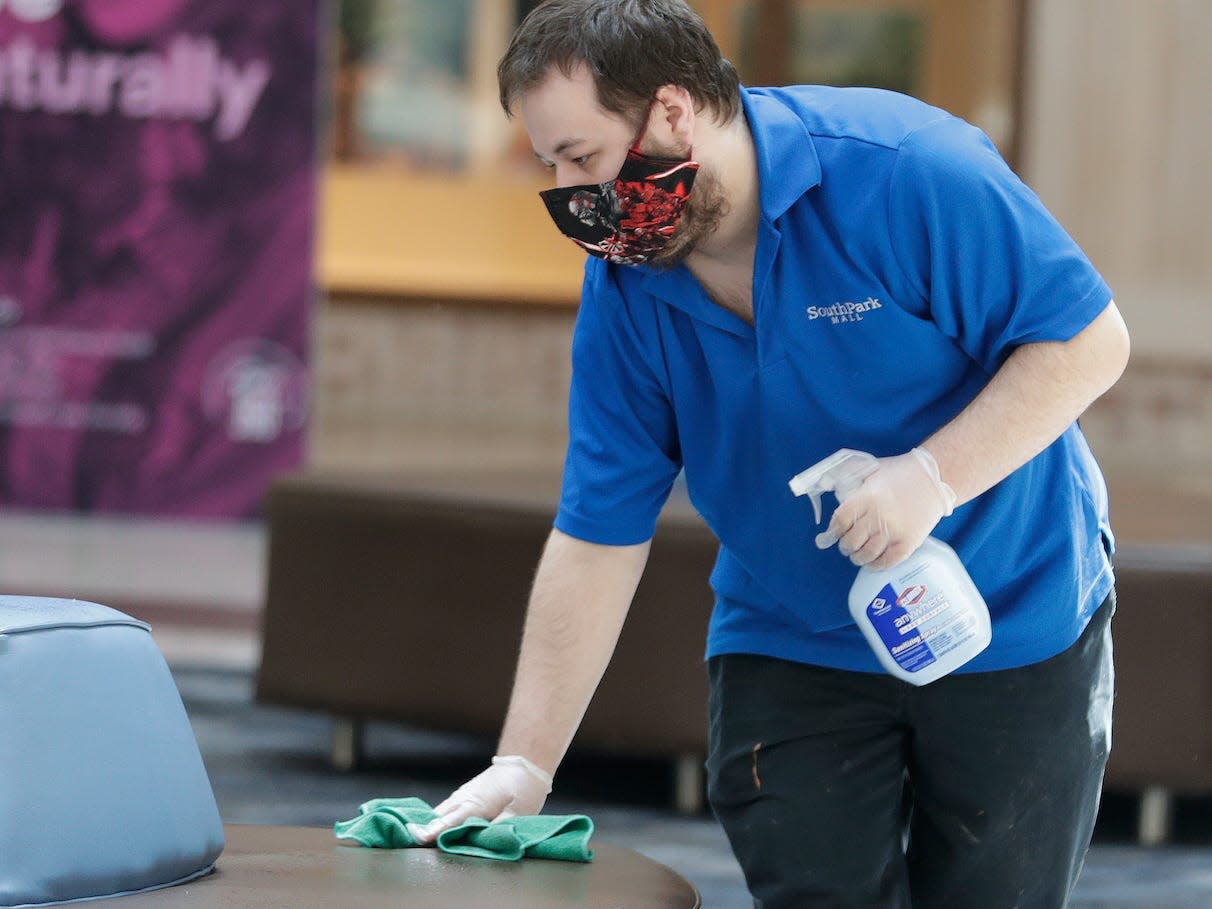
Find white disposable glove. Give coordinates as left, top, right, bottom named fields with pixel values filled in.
left=815, top=447, right=956, bottom=570
left=408, top=754, right=553, bottom=845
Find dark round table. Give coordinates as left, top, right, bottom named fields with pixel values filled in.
left=114, top=825, right=702, bottom=909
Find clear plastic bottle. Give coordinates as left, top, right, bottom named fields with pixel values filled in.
left=789, top=450, right=992, bottom=685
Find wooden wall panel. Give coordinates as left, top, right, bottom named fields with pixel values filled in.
left=1019, top=0, right=1211, bottom=359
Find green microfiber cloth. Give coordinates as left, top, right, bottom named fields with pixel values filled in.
left=333, top=797, right=594, bottom=863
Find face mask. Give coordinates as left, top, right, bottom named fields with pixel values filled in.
left=539, top=122, right=699, bottom=266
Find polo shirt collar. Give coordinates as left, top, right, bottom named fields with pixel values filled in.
left=741, top=86, right=822, bottom=220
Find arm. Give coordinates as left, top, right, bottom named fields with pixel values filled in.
left=826, top=121, right=1131, bottom=569
left=923, top=300, right=1130, bottom=504
left=823, top=301, right=1130, bottom=569
left=413, top=527, right=650, bottom=839
left=497, top=528, right=651, bottom=771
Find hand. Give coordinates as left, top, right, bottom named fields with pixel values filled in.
left=408, top=755, right=553, bottom=845
left=815, top=448, right=956, bottom=570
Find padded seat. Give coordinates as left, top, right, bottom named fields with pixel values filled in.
left=0, top=596, right=224, bottom=908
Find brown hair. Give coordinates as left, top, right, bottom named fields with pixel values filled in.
left=498, top=0, right=741, bottom=126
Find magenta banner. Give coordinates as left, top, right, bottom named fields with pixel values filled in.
left=0, top=0, right=316, bottom=517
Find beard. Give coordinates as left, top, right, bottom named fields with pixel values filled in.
left=646, top=162, right=729, bottom=269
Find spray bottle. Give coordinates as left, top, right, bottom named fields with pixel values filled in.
left=789, top=449, right=991, bottom=686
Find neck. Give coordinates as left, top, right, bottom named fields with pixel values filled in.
left=689, top=112, right=760, bottom=265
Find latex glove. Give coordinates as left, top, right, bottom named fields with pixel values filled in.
left=815, top=447, right=956, bottom=570
left=407, top=754, right=553, bottom=845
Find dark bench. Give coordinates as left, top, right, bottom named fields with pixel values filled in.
left=1098, top=544, right=1212, bottom=842
left=255, top=469, right=716, bottom=813
left=255, top=469, right=1212, bottom=833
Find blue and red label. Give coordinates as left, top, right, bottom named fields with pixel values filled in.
left=866, top=583, right=937, bottom=673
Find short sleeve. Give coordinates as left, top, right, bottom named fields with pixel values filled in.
left=554, top=262, right=682, bottom=545
left=886, top=117, right=1113, bottom=373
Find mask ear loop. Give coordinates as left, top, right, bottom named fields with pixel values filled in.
left=627, top=101, right=656, bottom=154
left=627, top=99, right=695, bottom=162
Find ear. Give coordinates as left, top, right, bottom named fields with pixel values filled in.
left=648, top=84, right=696, bottom=153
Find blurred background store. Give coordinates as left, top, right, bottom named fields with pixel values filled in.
left=3, top=0, right=1207, bottom=596
left=321, top=0, right=1212, bottom=547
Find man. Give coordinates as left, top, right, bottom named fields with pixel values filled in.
left=413, top=2, right=1131, bottom=906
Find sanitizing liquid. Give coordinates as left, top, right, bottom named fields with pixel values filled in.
left=790, top=450, right=992, bottom=685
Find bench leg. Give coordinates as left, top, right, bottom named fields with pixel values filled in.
left=673, top=754, right=705, bottom=815
left=332, top=716, right=364, bottom=772
left=1138, top=785, right=1174, bottom=846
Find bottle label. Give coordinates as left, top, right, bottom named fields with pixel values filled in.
left=866, top=583, right=938, bottom=674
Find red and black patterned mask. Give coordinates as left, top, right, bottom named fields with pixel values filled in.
left=539, top=126, right=698, bottom=266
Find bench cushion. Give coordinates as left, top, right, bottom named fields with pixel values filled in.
left=0, top=596, right=224, bottom=908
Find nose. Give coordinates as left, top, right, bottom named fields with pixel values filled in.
left=553, top=165, right=579, bottom=189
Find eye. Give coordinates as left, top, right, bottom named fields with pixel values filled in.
left=571, top=154, right=592, bottom=167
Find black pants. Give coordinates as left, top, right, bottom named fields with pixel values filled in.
left=706, top=593, right=1115, bottom=909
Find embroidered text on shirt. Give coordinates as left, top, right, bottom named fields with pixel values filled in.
left=806, top=297, right=883, bottom=324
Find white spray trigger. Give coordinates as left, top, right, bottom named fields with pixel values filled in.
left=788, top=449, right=881, bottom=524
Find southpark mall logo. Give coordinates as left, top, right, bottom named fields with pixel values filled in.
left=807, top=297, right=883, bottom=324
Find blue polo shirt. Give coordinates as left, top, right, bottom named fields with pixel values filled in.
left=554, top=85, right=1115, bottom=673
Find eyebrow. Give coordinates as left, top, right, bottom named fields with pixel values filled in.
left=534, top=137, right=587, bottom=162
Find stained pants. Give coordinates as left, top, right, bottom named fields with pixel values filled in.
left=706, top=594, right=1115, bottom=909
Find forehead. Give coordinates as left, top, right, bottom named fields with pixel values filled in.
left=515, top=64, right=634, bottom=154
